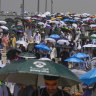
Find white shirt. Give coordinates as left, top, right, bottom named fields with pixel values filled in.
left=34, top=33, right=41, bottom=44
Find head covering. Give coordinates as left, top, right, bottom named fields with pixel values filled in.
left=44, top=75, right=60, bottom=80
left=3, top=29, right=8, bottom=34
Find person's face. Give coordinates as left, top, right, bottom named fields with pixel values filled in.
left=44, top=79, right=60, bottom=95
left=11, top=33, right=14, bottom=37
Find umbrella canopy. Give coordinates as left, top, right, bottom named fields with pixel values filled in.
left=71, top=69, right=86, bottom=77
left=65, top=57, right=84, bottom=63
left=57, top=38, right=69, bottom=45
left=72, top=53, right=89, bottom=58
left=18, top=52, right=36, bottom=59
left=35, top=44, right=51, bottom=51
left=16, top=40, right=28, bottom=48
left=61, top=27, right=71, bottom=32
left=39, top=57, right=51, bottom=61
left=7, top=48, right=21, bottom=60
left=45, top=38, right=56, bottom=43
left=83, top=44, right=96, bottom=47
left=90, top=34, right=96, bottom=39
left=46, top=25, right=52, bottom=29
left=0, top=26, right=9, bottom=30
left=0, top=21, right=7, bottom=25
left=38, top=22, right=44, bottom=25
left=5, top=18, right=14, bottom=23
left=16, top=30, right=24, bottom=33
left=0, top=45, right=3, bottom=50
left=49, top=34, right=60, bottom=39
left=0, top=59, right=80, bottom=87
left=80, top=68, right=96, bottom=85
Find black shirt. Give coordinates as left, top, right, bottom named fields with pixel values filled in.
left=32, top=88, right=71, bottom=96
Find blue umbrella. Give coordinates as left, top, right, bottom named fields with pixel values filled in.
left=35, top=44, right=51, bottom=51
left=72, top=53, right=89, bottom=58
left=46, top=25, right=52, bottom=29
left=62, top=19, right=70, bottom=22
left=0, top=45, right=3, bottom=50
left=80, top=68, right=96, bottom=85
left=65, top=57, right=84, bottom=63
left=62, top=19, right=76, bottom=23
left=49, top=34, right=60, bottom=39
left=16, top=30, right=24, bottom=33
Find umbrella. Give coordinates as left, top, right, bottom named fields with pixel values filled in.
left=80, top=68, right=96, bottom=85
left=39, top=57, right=51, bottom=61
left=57, top=38, right=69, bottom=45
left=0, top=21, right=7, bottom=25
left=0, top=26, right=9, bottom=30
left=16, top=30, right=24, bottom=33
left=5, top=18, right=14, bottom=23
left=16, top=40, right=28, bottom=48
left=71, top=69, right=86, bottom=77
left=90, top=34, right=96, bottom=39
left=49, top=34, right=60, bottom=39
left=72, top=53, right=89, bottom=58
left=7, top=48, right=21, bottom=60
left=18, top=52, right=36, bottom=59
left=45, top=38, right=56, bottom=43
left=46, top=25, right=52, bottom=29
left=65, top=57, right=84, bottom=63
left=38, top=22, right=44, bottom=25
left=57, top=39, right=69, bottom=45
left=0, top=59, right=80, bottom=87
left=62, top=19, right=76, bottom=23
left=0, top=45, right=3, bottom=50
left=61, top=27, right=71, bottom=32
left=83, top=44, right=96, bottom=47
left=35, top=44, right=51, bottom=51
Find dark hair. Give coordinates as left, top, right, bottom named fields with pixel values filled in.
left=44, top=75, right=60, bottom=80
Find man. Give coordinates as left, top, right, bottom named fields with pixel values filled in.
left=60, top=47, right=69, bottom=67
left=9, top=33, right=16, bottom=48
left=32, top=75, right=71, bottom=96
left=34, top=31, right=41, bottom=44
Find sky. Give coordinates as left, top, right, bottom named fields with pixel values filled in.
left=1, top=0, right=96, bottom=15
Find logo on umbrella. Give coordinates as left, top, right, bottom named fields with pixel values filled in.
left=33, top=61, right=46, bottom=68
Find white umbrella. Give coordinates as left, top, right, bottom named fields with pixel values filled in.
left=83, top=44, right=96, bottom=47
left=57, top=39, right=69, bottom=45
left=44, top=11, right=51, bottom=16
left=71, top=69, right=86, bottom=77
left=0, top=26, right=9, bottom=30
left=45, top=38, right=56, bottom=43
left=40, top=14, right=46, bottom=18
left=38, top=22, right=45, bottom=25
left=50, top=21, right=59, bottom=24
left=39, top=57, right=51, bottom=61
left=16, top=40, right=28, bottom=48
left=25, top=17, right=31, bottom=20
left=0, top=21, right=7, bottom=25
left=90, top=24, right=96, bottom=28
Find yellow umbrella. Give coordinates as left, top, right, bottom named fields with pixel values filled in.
left=57, top=17, right=62, bottom=19
left=50, top=19, right=55, bottom=21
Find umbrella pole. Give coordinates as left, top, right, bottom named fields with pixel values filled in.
left=36, top=75, right=41, bottom=96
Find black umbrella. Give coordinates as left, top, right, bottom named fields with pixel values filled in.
left=5, top=18, right=14, bottom=23
left=61, top=27, right=71, bottom=33
left=7, top=48, right=21, bottom=60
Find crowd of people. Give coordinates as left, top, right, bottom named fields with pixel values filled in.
left=0, top=12, right=96, bottom=96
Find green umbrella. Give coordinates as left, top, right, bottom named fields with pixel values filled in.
left=0, top=59, right=80, bottom=87
left=18, top=52, right=36, bottom=59
left=90, top=34, right=96, bottom=39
